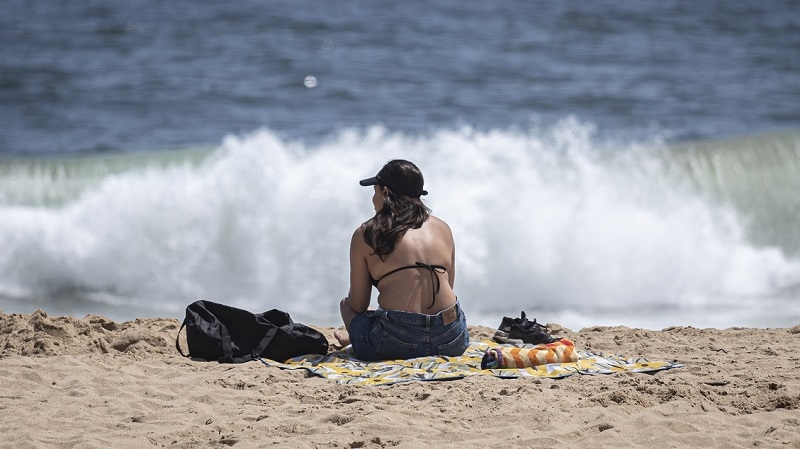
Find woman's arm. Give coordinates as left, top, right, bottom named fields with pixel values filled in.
left=347, top=226, right=372, bottom=313
left=449, top=240, right=456, bottom=289
left=438, top=217, right=456, bottom=288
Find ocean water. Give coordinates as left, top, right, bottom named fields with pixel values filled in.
left=1, top=1, right=799, bottom=329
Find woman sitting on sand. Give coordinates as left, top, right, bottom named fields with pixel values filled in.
left=334, top=159, right=469, bottom=360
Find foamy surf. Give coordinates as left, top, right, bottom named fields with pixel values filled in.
left=1, top=120, right=798, bottom=329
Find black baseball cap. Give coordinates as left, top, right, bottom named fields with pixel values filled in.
left=359, top=162, right=428, bottom=197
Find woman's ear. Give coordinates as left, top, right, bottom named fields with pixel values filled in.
left=382, top=186, right=389, bottom=197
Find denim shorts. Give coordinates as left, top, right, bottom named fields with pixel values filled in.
left=348, top=303, right=470, bottom=361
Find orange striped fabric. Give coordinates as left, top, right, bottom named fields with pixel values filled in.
left=481, top=339, right=577, bottom=369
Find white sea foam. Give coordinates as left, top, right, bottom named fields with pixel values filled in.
left=1, top=120, right=799, bottom=328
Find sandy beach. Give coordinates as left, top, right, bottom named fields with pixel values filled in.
left=1, top=310, right=798, bottom=448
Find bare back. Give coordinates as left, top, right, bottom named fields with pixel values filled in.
left=364, top=215, right=457, bottom=314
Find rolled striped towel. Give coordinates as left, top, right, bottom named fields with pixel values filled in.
left=481, top=339, right=577, bottom=369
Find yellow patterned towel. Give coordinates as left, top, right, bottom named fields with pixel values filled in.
left=481, top=339, right=577, bottom=369
left=256, top=340, right=682, bottom=386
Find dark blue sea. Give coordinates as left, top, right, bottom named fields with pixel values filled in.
left=1, top=0, right=799, bottom=329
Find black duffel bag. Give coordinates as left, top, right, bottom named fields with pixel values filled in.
left=175, top=300, right=329, bottom=363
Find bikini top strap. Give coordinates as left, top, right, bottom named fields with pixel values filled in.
left=414, top=262, right=447, bottom=310
left=373, top=262, right=448, bottom=309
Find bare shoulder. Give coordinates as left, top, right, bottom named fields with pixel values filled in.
left=352, top=224, right=366, bottom=239
left=427, top=215, right=454, bottom=237
left=350, top=224, right=369, bottom=252
left=427, top=215, right=452, bottom=230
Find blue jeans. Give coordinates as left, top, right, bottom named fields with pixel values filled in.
left=348, top=303, right=469, bottom=361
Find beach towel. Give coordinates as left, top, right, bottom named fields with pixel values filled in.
left=257, top=340, right=682, bottom=386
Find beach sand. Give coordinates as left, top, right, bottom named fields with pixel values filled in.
left=1, top=310, right=798, bottom=448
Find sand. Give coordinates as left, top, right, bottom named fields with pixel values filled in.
left=1, top=309, right=799, bottom=448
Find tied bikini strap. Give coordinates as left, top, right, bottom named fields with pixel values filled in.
left=374, top=262, right=447, bottom=309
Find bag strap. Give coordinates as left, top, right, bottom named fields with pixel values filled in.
left=253, top=326, right=279, bottom=359
left=175, top=320, right=189, bottom=357
left=225, top=326, right=279, bottom=363
left=219, top=324, right=235, bottom=362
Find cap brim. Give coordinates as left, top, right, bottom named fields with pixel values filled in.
left=359, top=176, right=379, bottom=186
